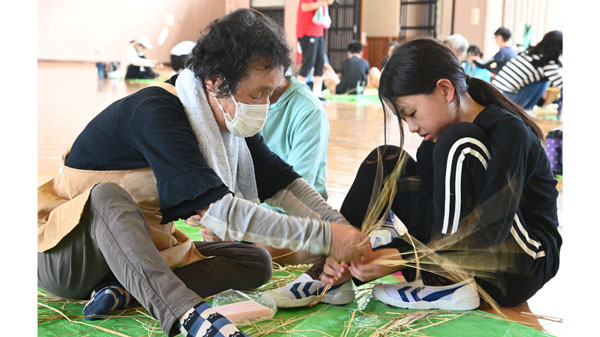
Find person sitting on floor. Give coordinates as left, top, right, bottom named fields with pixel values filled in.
left=370, top=40, right=403, bottom=89
left=37, top=9, right=368, bottom=337
left=326, top=40, right=370, bottom=95
left=189, top=73, right=331, bottom=266
left=476, top=27, right=518, bottom=77
left=492, top=30, right=562, bottom=110
left=463, top=45, right=492, bottom=82
left=120, top=35, right=160, bottom=80
left=170, top=40, right=196, bottom=73
left=256, top=73, right=331, bottom=265
left=443, top=34, right=469, bottom=62
left=266, top=38, right=561, bottom=314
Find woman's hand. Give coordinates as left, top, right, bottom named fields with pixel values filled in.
left=329, top=222, right=370, bottom=263
left=185, top=214, right=203, bottom=227
left=348, top=248, right=404, bottom=283
left=186, top=205, right=210, bottom=226
left=320, top=256, right=352, bottom=286
left=199, top=227, right=233, bottom=242
left=185, top=207, right=233, bottom=242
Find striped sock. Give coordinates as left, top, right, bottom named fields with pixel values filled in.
left=177, top=301, right=248, bottom=337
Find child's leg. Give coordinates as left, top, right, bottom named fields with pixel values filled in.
left=173, top=241, right=273, bottom=297
left=338, top=145, right=435, bottom=284
left=266, top=146, right=431, bottom=308
left=475, top=236, right=551, bottom=306
left=340, top=145, right=432, bottom=242
left=369, top=128, right=489, bottom=309
left=37, top=182, right=239, bottom=337
left=311, top=37, right=326, bottom=96
left=429, top=123, right=555, bottom=305
left=297, top=36, right=319, bottom=79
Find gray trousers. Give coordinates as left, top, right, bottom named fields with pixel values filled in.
left=38, top=182, right=272, bottom=336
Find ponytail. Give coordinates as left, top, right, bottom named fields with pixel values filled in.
left=467, top=76, right=544, bottom=141
left=379, top=38, right=545, bottom=150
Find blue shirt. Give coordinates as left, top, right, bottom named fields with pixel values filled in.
left=463, top=61, right=492, bottom=82
left=260, top=76, right=329, bottom=200
left=336, top=56, right=370, bottom=94
left=492, top=46, right=518, bottom=70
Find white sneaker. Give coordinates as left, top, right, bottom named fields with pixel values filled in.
left=265, top=273, right=355, bottom=308
left=372, top=277, right=480, bottom=311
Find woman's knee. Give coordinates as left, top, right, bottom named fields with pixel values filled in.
left=90, top=182, right=134, bottom=205
left=244, top=245, right=273, bottom=288
left=88, top=182, right=147, bottom=237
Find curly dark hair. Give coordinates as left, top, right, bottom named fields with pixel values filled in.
left=189, top=8, right=292, bottom=97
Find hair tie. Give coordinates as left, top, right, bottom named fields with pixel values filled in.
left=465, top=74, right=472, bottom=86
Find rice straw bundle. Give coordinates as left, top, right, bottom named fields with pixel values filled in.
left=306, top=144, right=524, bottom=318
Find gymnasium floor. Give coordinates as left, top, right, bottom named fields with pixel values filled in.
left=37, top=60, right=564, bottom=336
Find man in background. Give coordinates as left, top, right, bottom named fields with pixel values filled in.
left=326, top=40, right=370, bottom=95
left=476, top=27, right=518, bottom=77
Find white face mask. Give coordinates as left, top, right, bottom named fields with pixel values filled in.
left=211, top=91, right=269, bottom=137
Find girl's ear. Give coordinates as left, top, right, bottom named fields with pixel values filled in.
left=435, top=79, right=456, bottom=103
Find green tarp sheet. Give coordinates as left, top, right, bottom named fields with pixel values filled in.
left=38, top=221, right=553, bottom=337
left=322, top=88, right=381, bottom=105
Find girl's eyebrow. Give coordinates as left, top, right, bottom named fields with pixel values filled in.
left=396, top=104, right=410, bottom=117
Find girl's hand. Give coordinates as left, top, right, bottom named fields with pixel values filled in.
left=320, top=256, right=352, bottom=286
left=348, top=248, right=403, bottom=283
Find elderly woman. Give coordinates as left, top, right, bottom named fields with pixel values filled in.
left=38, top=9, right=367, bottom=337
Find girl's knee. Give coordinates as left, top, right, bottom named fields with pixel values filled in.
left=366, top=145, right=401, bottom=162
left=363, top=145, right=416, bottom=177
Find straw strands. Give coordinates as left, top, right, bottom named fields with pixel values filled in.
left=308, top=143, right=529, bottom=317
left=38, top=290, right=163, bottom=336
left=38, top=272, right=552, bottom=337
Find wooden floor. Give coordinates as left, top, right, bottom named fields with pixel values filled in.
left=38, top=61, right=564, bottom=335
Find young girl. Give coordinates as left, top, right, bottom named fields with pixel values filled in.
left=268, top=38, right=561, bottom=311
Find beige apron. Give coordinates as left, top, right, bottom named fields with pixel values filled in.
left=38, top=83, right=204, bottom=268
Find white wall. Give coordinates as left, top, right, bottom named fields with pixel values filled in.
left=38, top=0, right=232, bottom=63
left=503, top=0, right=563, bottom=51
left=39, top=0, right=562, bottom=63
left=364, top=0, right=400, bottom=36
left=284, top=0, right=300, bottom=57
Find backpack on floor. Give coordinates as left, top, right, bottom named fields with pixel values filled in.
left=545, top=128, right=562, bottom=176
